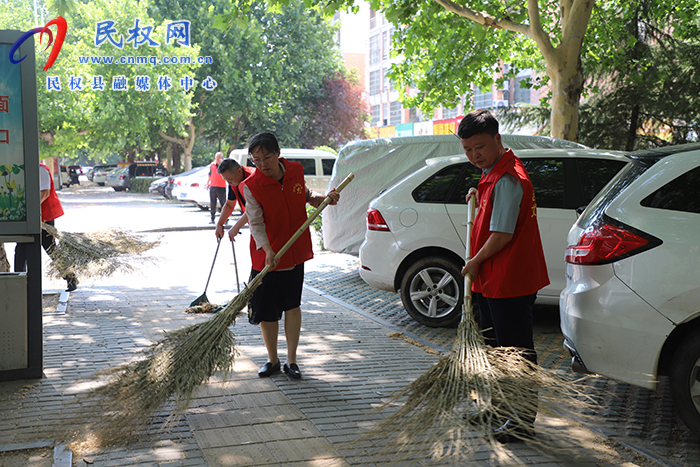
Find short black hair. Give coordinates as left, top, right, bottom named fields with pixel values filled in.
left=247, top=132, right=280, bottom=157
left=457, top=109, right=499, bottom=140
left=218, top=158, right=241, bottom=175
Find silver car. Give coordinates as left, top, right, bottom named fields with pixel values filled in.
left=105, top=167, right=130, bottom=191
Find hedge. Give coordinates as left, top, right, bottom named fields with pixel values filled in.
left=130, top=177, right=158, bottom=193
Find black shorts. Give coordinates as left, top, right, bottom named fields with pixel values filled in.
left=248, top=263, right=304, bottom=325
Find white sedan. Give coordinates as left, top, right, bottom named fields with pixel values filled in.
left=171, top=166, right=210, bottom=209
left=359, top=148, right=628, bottom=327
left=560, top=143, right=700, bottom=437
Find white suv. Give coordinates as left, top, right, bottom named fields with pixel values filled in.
left=359, top=148, right=628, bottom=327
left=560, top=143, right=700, bottom=437
left=230, top=148, right=337, bottom=193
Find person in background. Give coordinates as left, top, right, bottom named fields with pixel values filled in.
left=240, top=132, right=339, bottom=380
left=206, top=152, right=227, bottom=224
left=15, top=162, right=78, bottom=291
left=458, top=109, right=549, bottom=443
left=214, top=158, right=255, bottom=242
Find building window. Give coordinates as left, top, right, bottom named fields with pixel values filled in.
left=390, top=101, right=402, bottom=125
left=370, top=34, right=381, bottom=67
left=515, top=76, right=531, bottom=103
left=443, top=106, right=459, bottom=119
left=370, top=9, right=376, bottom=29
left=382, top=103, right=389, bottom=126
left=409, top=107, right=420, bottom=123
left=382, top=67, right=389, bottom=92
left=369, top=70, right=380, bottom=95
left=382, top=31, right=389, bottom=61
left=474, top=87, right=492, bottom=109
left=372, top=105, right=380, bottom=125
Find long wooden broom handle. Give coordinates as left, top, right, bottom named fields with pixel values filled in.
left=464, top=190, right=477, bottom=295
left=258, top=173, right=355, bottom=277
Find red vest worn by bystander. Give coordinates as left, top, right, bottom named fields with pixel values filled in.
left=230, top=166, right=255, bottom=213
left=470, top=149, right=549, bottom=299
left=241, top=159, right=313, bottom=271
left=209, top=161, right=227, bottom=188
left=40, top=163, right=64, bottom=222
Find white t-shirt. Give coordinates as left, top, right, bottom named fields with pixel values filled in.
left=39, top=165, right=52, bottom=191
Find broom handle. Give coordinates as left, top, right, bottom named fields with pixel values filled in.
left=258, top=173, right=355, bottom=278
left=464, top=190, right=476, bottom=294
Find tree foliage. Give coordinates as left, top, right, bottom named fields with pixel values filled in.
left=218, top=0, right=700, bottom=143
left=3, top=0, right=360, bottom=168
left=299, top=72, right=368, bottom=149
left=0, top=0, right=199, bottom=164
left=578, top=2, right=700, bottom=150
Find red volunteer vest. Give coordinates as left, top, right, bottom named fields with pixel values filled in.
left=209, top=162, right=227, bottom=188
left=40, top=163, right=64, bottom=222
left=471, top=149, right=549, bottom=298
left=230, top=166, right=255, bottom=213
left=241, top=159, right=313, bottom=271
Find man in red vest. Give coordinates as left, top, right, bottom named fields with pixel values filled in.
left=214, top=158, right=255, bottom=242
left=459, top=110, right=549, bottom=443
left=15, top=162, right=78, bottom=291
left=239, top=132, right=339, bottom=380
left=206, top=152, right=227, bottom=224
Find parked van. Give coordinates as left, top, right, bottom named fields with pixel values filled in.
left=58, top=165, right=70, bottom=188
left=229, top=148, right=337, bottom=193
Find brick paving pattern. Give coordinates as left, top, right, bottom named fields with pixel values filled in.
left=1, top=254, right=698, bottom=466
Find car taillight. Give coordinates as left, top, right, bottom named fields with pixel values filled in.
left=565, top=219, right=660, bottom=265
left=191, top=182, right=199, bottom=187
left=119, top=175, right=125, bottom=180
left=367, top=209, right=390, bottom=231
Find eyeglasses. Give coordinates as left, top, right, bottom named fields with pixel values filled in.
left=249, top=154, right=276, bottom=166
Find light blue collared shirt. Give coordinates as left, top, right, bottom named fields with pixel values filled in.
left=483, top=150, right=523, bottom=234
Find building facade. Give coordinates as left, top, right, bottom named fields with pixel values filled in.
left=338, top=4, right=543, bottom=137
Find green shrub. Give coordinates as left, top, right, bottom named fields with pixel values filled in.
left=306, top=205, right=324, bottom=249
left=130, top=177, right=158, bottom=193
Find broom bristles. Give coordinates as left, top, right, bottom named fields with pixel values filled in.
left=64, top=283, right=259, bottom=451
left=348, top=301, right=600, bottom=462
left=42, top=222, right=161, bottom=279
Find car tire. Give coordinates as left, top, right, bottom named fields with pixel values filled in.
left=400, top=256, right=463, bottom=328
left=113, top=187, right=124, bottom=192
left=670, top=332, right=700, bottom=437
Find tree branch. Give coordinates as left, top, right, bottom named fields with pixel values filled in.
left=527, top=0, right=556, bottom=61
left=560, top=0, right=595, bottom=54
left=158, top=129, right=185, bottom=147
left=431, top=0, right=531, bottom=36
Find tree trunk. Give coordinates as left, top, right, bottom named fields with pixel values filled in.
left=165, top=143, right=173, bottom=173
left=0, top=244, right=10, bottom=273
left=546, top=53, right=584, bottom=141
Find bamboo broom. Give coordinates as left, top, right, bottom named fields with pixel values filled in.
left=350, top=191, right=595, bottom=460
left=64, top=173, right=355, bottom=451
left=42, top=222, right=160, bottom=279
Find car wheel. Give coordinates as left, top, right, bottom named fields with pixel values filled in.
left=113, top=187, right=123, bottom=192
left=400, top=256, right=463, bottom=327
left=670, top=331, right=700, bottom=437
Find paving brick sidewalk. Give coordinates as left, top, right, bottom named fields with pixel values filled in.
left=0, top=283, right=660, bottom=466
